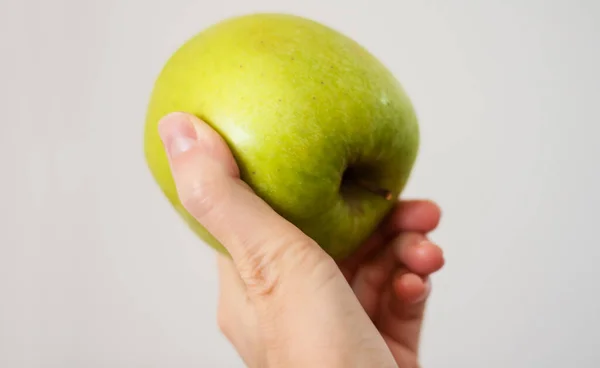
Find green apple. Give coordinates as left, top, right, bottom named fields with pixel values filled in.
left=144, top=13, right=420, bottom=260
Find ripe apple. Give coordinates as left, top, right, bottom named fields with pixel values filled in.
left=144, top=13, right=420, bottom=260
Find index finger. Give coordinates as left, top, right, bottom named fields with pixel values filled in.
left=339, top=199, right=441, bottom=278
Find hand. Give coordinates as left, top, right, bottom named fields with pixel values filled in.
left=158, top=112, right=444, bottom=367
left=338, top=200, right=444, bottom=367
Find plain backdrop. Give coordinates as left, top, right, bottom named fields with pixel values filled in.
left=1, top=0, right=599, bottom=367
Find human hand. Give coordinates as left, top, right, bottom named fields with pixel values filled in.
left=157, top=112, right=444, bottom=367
left=337, top=199, right=444, bottom=367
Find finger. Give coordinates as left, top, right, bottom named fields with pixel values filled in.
left=379, top=269, right=431, bottom=352
left=392, top=270, right=431, bottom=307
left=338, top=230, right=385, bottom=282
left=381, top=199, right=442, bottom=238
left=338, top=199, right=441, bottom=278
left=158, top=112, right=330, bottom=297
left=393, top=236, right=445, bottom=276
left=351, top=246, right=395, bottom=318
left=351, top=231, right=429, bottom=319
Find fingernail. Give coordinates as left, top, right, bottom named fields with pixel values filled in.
left=158, top=112, right=198, bottom=158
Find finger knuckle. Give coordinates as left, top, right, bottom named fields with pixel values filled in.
left=180, top=176, right=225, bottom=220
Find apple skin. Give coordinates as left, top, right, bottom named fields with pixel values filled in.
left=144, top=13, right=420, bottom=260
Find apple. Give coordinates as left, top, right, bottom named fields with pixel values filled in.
left=144, top=13, right=420, bottom=260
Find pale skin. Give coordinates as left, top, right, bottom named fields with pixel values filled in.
left=158, top=112, right=445, bottom=368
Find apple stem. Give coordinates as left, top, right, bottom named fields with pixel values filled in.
left=355, top=179, right=393, bottom=200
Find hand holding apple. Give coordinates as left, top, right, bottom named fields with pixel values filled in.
left=157, top=112, right=444, bottom=367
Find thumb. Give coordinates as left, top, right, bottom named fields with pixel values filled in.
left=157, top=112, right=335, bottom=297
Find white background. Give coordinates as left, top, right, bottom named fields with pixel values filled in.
left=1, top=0, right=599, bottom=367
